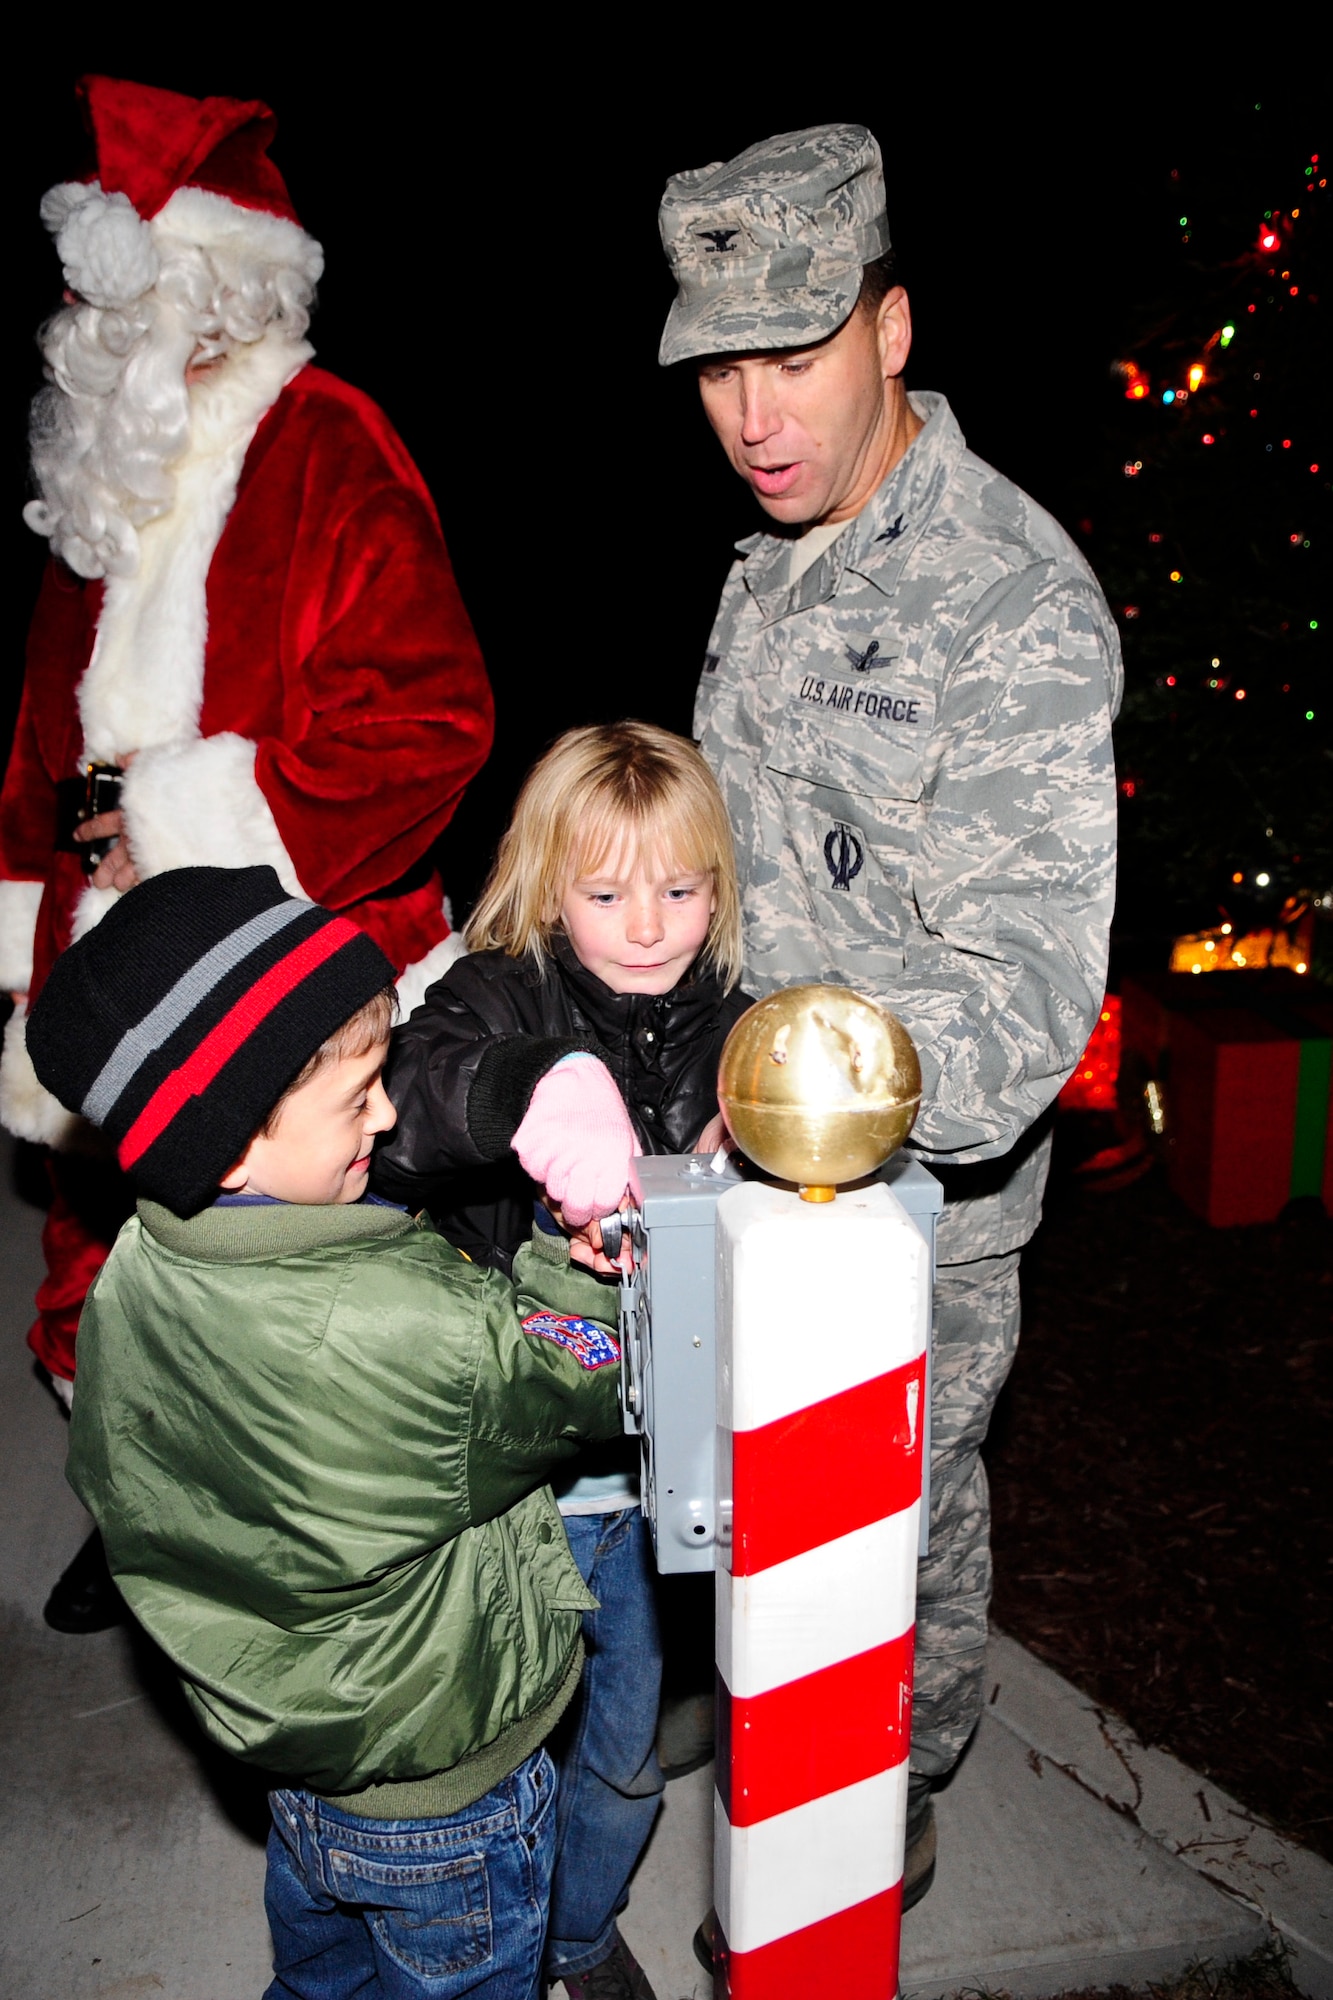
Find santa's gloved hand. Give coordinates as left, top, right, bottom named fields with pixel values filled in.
left=513, top=1055, right=637, bottom=1228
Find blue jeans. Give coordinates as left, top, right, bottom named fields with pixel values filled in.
left=546, top=1508, right=664, bottom=1982
left=264, top=1750, right=555, bottom=1999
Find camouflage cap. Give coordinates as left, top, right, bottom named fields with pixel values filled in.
left=658, top=123, right=889, bottom=367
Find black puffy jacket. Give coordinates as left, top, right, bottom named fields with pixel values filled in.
left=374, top=935, right=753, bottom=1268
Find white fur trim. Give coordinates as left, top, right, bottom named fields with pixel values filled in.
left=155, top=186, right=323, bottom=288
left=77, top=330, right=311, bottom=765
left=0, top=880, right=45, bottom=995
left=395, top=928, right=467, bottom=1022
left=120, top=733, right=303, bottom=895
left=0, top=1005, right=83, bottom=1148
left=71, top=883, right=122, bottom=943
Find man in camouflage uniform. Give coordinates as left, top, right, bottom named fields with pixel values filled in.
left=658, top=125, right=1121, bottom=1910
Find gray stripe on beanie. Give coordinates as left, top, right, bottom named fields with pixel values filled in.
left=82, top=898, right=312, bottom=1126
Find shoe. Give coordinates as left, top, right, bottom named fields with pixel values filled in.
left=902, top=1775, right=937, bottom=1912
left=558, top=1931, right=657, bottom=1998
left=656, top=1690, right=714, bottom=1781
left=43, top=1529, right=124, bottom=1634
left=691, top=1909, right=717, bottom=1975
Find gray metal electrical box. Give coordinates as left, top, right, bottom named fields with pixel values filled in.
left=618, top=1153, right=941, bottom=1573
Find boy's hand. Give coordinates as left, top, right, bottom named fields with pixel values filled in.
left=513, top=1056, right=636, bottom=1228
left=544, top=1198, right=632, bottom=1276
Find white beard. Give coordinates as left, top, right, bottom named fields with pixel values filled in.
left=25, top=291, right=198, bottom=580
left=76, top=330, right=311, bottom=765
left=24, top=193, right=322, bottom=583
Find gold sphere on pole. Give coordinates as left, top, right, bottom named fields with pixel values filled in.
left=717, top=984, right=922, bottom=1200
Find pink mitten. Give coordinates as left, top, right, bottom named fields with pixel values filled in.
left=513, top=1056, right=637, bottom=1228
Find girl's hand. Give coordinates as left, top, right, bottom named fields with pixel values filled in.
left=513, top=1056, right=637, bottom=1228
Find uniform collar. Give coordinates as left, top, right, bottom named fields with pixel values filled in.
left=737, top=390, right=966, bottom=617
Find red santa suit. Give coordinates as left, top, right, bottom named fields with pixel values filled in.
left=0, top=79, right=493, bottom=1379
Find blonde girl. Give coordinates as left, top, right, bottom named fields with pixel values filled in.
left=375, top=721, right=751, bottom=1999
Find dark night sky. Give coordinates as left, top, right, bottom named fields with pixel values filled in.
left=5, top=51, right=1323, bottom=915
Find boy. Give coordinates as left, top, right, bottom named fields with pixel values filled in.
left=27, top=865, right=626, bottom=2000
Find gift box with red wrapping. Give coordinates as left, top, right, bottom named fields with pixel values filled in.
left=1120, top=971, right=1333, bottom=1227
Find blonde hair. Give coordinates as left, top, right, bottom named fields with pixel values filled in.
left=466, top=722, right=743, bottom=990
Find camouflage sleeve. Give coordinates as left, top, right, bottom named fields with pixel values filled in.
left=877, top=570, right=1118, bottom=1163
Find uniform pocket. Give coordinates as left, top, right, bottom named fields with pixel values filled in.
left=765, top=683, right=932, bottom=802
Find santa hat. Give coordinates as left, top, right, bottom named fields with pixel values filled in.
left=41, top=75, right=323, bottom=311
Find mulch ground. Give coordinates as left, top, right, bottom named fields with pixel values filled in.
left=984, top=1113, right=1333, bottom=1866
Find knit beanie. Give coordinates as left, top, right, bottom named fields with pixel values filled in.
left=27, top=867, right=396, bottom=1215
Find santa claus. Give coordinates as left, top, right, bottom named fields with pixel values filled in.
left=0, top=76, right=493, bottom=1619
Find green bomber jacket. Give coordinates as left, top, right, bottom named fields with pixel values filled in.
left=66, top=1198, right=623, bottom=1816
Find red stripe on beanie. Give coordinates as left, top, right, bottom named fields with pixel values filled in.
left=118, top=918, right=360, bottom=1171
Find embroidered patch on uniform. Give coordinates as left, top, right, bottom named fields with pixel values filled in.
left=824, top=822, right=865, bottom=891
left=521, top=1312, right=620, bottom=1370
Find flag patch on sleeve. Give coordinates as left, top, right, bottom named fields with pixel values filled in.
left=521, top=1311, right=620, bottom=1370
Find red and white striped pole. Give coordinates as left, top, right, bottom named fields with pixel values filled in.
left=713, top=1177, right=930, bottom=1999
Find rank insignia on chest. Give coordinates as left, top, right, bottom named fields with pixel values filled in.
left=521, top=1311, right=620, bottom=1370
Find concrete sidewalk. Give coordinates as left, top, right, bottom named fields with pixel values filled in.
left=1, top=1137, right=1328, bottom=1999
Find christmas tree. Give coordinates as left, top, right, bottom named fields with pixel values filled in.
left=1089, top=135, right=1330, bottom=976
